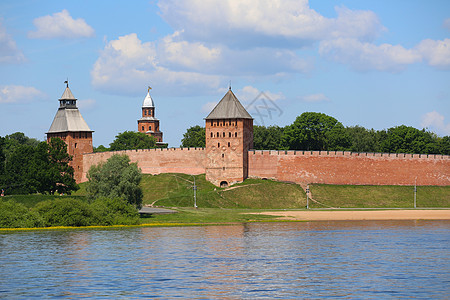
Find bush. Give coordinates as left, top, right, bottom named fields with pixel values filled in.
left=90, top=197, right=140, bottom=225
left=0, top=200, right=44, bottom=228
left=35, top=198, right=96, bottom=227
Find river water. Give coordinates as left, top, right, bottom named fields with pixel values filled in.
left=1, top=221, right=449, bottom=299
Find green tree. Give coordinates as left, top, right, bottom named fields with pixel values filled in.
left=437, top=136, right=450, bottom=155
left=94, top=145, right=110, bottom=152
left=45, top=138, right=78, bottom=194
left=281, top=112, right=345, bottom=151
left=181, top=125, right=205, bottom=147
left=86, top=154, right=143, bottom=208
left=109, top=131, right=156, bottom=151
left=346, top=126, right=378, bottom=152
left=380, top=125, right=439, bottom=154
left=253, top=125, right=284, bottom=150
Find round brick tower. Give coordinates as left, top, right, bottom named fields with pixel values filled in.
left=205, top=88, right=253, bottom=187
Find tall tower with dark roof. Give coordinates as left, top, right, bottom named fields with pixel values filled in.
left=205, top=88, right=253, bottom=187
left=138, top=87, right=163, bottom=143
left=46, top=81, right=93, bottom=183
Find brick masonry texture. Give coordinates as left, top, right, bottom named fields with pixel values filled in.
left=81, top=147, right=205, bottom=182
left=80, top=148, right=449, bottom=186
left=248, top=150, right=450, bottom=186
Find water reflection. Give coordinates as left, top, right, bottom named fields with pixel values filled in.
left=0, top=221, right=449, bottom=298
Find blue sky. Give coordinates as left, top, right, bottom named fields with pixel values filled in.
left=1, top=0, right=449, bottom=147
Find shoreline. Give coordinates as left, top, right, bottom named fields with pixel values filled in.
left=254, top=209, right=450, bottom=221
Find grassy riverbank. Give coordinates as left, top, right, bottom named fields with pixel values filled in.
left=2, top=173, right=448, bottom=228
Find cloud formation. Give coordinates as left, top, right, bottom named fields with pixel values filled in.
left=91, top=33, right=221, bottom=96
left=0, top=22, right=25, bottom=64
left=28, top=9, right=94, bottom=39
left=0, top=85, right=46, bottom=103
left=421, top=111, right=450, bottom=136
left=91, top=1, right=450, bottom=96
left=158, top=0, right=384, bottom=48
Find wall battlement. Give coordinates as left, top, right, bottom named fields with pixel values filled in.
left=249, top=150, right=450, bottom=160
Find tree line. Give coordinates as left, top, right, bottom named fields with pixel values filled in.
left=0, top=133, right=78, bottom=195
left=181, top=112, right=450, bottom=155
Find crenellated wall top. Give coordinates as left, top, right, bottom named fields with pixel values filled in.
left=249, top=149, right=450, bottom=160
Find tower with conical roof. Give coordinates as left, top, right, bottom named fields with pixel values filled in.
left=138, top=87, right=163, bottom=143
left=205, top=87, right=253, bottom=187
left=46, top=81, right=93, bottom=183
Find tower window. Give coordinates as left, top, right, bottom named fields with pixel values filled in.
left=144, top=110, right=147, bottom=115
left=229, top=132, right=231, bottom=137
left=211, top=132, right=213, bottom=137
left=149, top=126, right=152, bottom=131
left=222, top=154, right=224, bottom=158
left=235, top=132, right=237, bottom=137
left=218, top=143, right=220, bottom=147
left=228, top=142, right=230, bottom=147
left=217, top=132, right=219, bottom=137
left=223, top=132, right=225, bottom=137
left=142, top=126, right=144, bottom=131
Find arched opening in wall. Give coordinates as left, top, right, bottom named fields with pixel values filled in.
left=220, top=181, right=228, bottom=188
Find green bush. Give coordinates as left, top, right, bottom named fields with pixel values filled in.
left=90, top=197, right=140, bottom=225
left=0, top=200, right=44, bottom=228
left=35, top=198, right=96, bottom=227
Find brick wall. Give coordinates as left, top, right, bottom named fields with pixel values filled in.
left=81, top=147, right=205, bottom=182
left=248, top=150, right=450, bottom=186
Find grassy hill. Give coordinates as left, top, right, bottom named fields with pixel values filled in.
left=5, top=173, right=449, bottom=210
left=140, top=173, right=306, bottom=209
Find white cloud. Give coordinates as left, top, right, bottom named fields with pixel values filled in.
left=91, top=33, right=222, bottom=96
left=0, top=85, right=46, bottom=103
left=443, top=18, right=450, bottom=31
left=319, top=38, right=422, bottom=72
left=28, top=9, right=94, bottom=39
left=421, top=111, right=450, bottom=136
left=416, top=38, right=450, bottom=70
left=300, top=93, right=330, bottom=102
left=158, top=0, right=383, bottom=48
left=0, top=21, right=25, bottom=64
left=237, top=86, right=285, bottom=103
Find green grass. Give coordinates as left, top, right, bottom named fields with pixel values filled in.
left=140, top=174, right=306, bottom=209
left=140, top=207, right=278, bottom=224
left=309, top=184, right=450, bottom=208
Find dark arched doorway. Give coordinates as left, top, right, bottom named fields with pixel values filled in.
left=220, top=181, right=228, bottom=188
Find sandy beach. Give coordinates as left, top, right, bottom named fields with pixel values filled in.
left=256, top=209, right=450, bottom=221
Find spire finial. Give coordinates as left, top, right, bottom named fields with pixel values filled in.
left=148, top=86, right=152, bottom=93
left=64, top=79, right=69, bottom=88
left=229, top=80, right=231, bottom=90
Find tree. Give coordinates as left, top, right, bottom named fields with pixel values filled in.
left=181, top=125, right=205, bottom=148
left=86, top=154, right=143, bottom=208
left=380, top=125, right=439, bottom=154
left=109, top=131, right=156, bottom=151
left=281, top=112, right=345, bottom=151
left=253, top=125, right=284, bottom=150
left=45, top=138, right=78, bottom=194
left=346, top=126, right=378, bottom=152
left=94, top=145, right=109, bottom=152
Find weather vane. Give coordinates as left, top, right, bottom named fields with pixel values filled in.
left=148, top=86, right=152, bottom=93
left=64, top=78, right=69, bottom=88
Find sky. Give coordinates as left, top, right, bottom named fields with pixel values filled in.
left=0, top=0, right=449, bottom=148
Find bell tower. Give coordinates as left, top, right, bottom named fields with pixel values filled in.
left=205, top=88, right=253, bottom=187
left=46, top=81, right=93, bottom=183
left=138, top=87, right=163, bottom=143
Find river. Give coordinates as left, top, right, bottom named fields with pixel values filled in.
left=1, top=221, right=449, bottom=299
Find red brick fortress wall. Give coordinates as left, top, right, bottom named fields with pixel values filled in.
left=248, top=150, right=450, bottom=186
left=81, top=148, right=205, bottom=182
